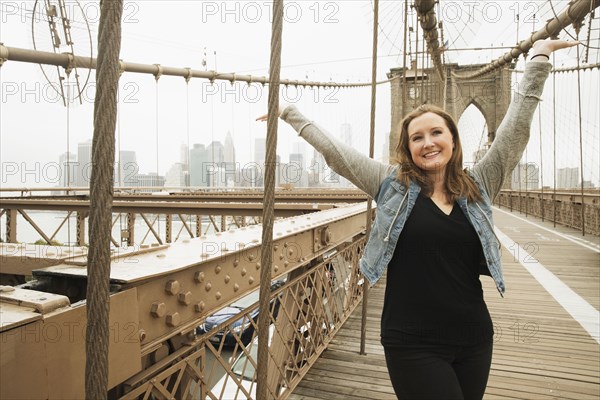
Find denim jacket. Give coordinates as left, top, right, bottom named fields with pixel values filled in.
left=364, top=170, right=505, bottom=294
left=281, top=62, right=552, bottom=296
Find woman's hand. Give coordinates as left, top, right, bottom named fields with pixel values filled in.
left=255, top=104, right=289, bottom=122
left=530, top=38, right=579, bottom=60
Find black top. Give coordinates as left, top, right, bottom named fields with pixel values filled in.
left=381, top=193, right=494, bottom=346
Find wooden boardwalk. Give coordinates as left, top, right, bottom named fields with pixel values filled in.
left=289, top=208, right=600, bottom=399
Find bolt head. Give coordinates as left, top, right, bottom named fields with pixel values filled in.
left=166, top=312, right=180, bottom=327
left=151, top=302, right=166, bottom=318
left=165, top=280, right=180, bottom=295
left=178, top=291, right=192, bottom=305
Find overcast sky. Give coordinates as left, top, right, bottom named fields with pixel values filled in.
left=1, top=1, right=598, bottom=187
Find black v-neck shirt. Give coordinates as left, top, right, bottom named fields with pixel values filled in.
left=381, top=193, right=494, bottom=346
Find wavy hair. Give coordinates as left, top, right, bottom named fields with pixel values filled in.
left=392, top=104, right=482, bottom=203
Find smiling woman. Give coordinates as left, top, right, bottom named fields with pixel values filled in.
left=258, top=38, right=581, bottom=400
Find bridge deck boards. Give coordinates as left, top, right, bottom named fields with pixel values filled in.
left=290, top=210, right=600, bottom=399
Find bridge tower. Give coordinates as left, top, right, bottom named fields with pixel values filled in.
left=388, top=63, right=512, bottom=160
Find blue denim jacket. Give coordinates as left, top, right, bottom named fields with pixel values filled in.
left=282, top=62, right=551, bottom=297
left=360, top=171, right=505, bottom=295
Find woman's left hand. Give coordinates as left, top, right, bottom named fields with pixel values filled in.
left=531, top=38, right=579, bottom=58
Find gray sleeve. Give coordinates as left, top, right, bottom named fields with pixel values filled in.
left=280, top=105, right=395, bottom=198
left=473, top=62, right=552, bottom=199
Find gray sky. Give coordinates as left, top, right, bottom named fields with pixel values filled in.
left=1, top=1, right=598, bottom=187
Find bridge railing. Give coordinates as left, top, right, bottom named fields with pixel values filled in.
left=495, top=189, right=600, bottom=235
left=118, top=238, right=365, bottom=399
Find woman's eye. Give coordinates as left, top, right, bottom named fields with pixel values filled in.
left=433, top=130, right=442, bottom=135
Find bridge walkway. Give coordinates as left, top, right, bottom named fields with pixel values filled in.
left=289, top=208, right=600, bottom=399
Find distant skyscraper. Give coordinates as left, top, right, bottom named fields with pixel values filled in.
left=224, top=131, right=235, bottom=165
left=511, top=163, right=540, bottom=190
left=556, top=167, right=579, bottom=189
left=165, top=163, right=187, bottom=187
left=207, top=141, right=225, bottom=165
left=254, top=138, right=266, bottom=165
left=76, top=139, right=92, bottom=187
left=59, top=152, right=76, bottom=187
left=180, top=143, right=190, bottom=172
left=190, top=144, right=210, bottom=187
left=116, top=150, right=137, bottom=187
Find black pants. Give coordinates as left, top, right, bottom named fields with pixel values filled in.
left=383, top=340, right=493, bottom=400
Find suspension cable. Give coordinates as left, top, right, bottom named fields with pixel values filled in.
left=256, top=0, right=283, bottom=398
left=85, top=1, right=123, bottom=398
left=360, top=0, right=379, bottom=357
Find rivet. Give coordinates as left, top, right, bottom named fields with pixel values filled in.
left=279, top=254, right=284, bottom=260
left=215, top=292, right=222, bottom=300
left=150, top=302, right=166, bottom=318
left=255, top=262, right=260, bottom=270
left=248, top=254, right=255, bottom=261
left=274, top=265, right=279, bottom=272
left=241, top=268, right=247, bottom=276
left=234, top=283, right=240, bottom=292
left=284, top=242, right=288, bottom=248
left=233, top=259, right=239, bottom=267
left=274, top=245, right=279, bottom=251
left=194, top=271, right=205, bottom=283
left=284, top=261, right=289, bottom=267
left=165, top=280, right=180, bottom=295
left=224, top=275, right=231, bottom=283
left=205, top=282, right=212, bottom=291
left=178, top=291, right=192, bottom=305
left=249, top=277, right=254, bottom=284
left=166, top=312, right=180, bottom=327
left=139, top=329, right=147, bottom=342
left=195, top=302, right=205, bottom=312
left=288, top=249, right=294, bottom=256
left=215, top=265, right=222, bottom=274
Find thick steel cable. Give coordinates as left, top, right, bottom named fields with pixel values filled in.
left=414, top=0, right=445, bottom=81
left=360, top=0, right=379, bottom=357
left=452, top=0, right=600, bottom=80
left=257, top=0, right=282, bottom=398
left=0, top=44, right=395, bottom=88
left=85, top=0, right=123, bottom=398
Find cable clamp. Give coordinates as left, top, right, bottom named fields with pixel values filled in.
left=153, top=64, right=162, bottom=81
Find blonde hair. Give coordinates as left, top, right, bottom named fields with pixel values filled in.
left=392, top=104, right=482, bottom=203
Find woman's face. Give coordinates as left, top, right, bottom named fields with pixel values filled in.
left=406, top=112, right=454, bottom=176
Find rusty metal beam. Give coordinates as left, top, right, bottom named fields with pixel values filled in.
left=0, top=199, right=337, bottom=217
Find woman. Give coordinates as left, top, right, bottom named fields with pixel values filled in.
left=258, top=39, right=578, bottom=399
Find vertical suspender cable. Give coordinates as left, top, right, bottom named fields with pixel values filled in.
left=66, top=73, right=71, bottom=243
left=538, top=106, right=544, bottom=221
left=575, top=36, right=586, bottom=235
left=401, top=0, right=409, bottom=117
left=360, top=0, right=379, bottom=356
left=552, top=52, right=557, bottom=227
left=85, top=1, right=123, bottom=398
left=257, top=0, right=282, bottom=398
